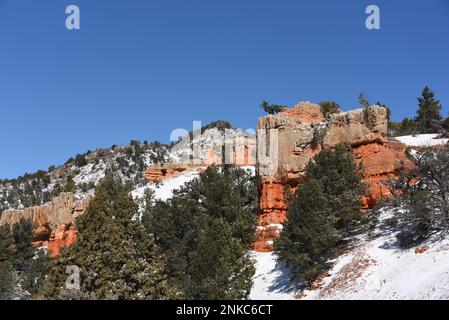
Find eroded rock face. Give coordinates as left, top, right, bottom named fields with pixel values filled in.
left=255, top=102, right=414, bottom=251
left=0, top=192, right=93, bottom=257
left=144, top=163, right=191, bottom=183
left=169, top=127, right=257, bottom=167
left=46, top=224, right=78, bottom=257
left=353, top=141, right=415, bottom=208
left=323, top=107, right=388, bottom=148
left=145, top=128, right=257, bottom=184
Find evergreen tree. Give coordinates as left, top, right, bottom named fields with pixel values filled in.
left=74, top=154, right=88, bottom=167
left=358, top=92, right=370, bottom=108
left=415, top=86, right=442, bottom=133
left=319, top=101, right=341, bottom=118
left=12, top=218, right=34, bottom=272
left=395, top=146, right=449, bottom=247
left=275, top=145, right=368, bottom=287
left=442, top=116, right=449, bottom=134
left=398, top=117, right=419, bottom=136
left=275, top=179, right=339, bottom=287
left=306, top=145, right=369, bottom=235
left=188, top=218, right=255, bottom=299
left=0, top=225, right=15, bottom=300
left=43, top=175, right=176, bottom=299
left=260, top=100, right=287, bottom=115
left=64, top=176, right=76, bottom=193
left=359, top=93, right=377, bottom=129
left=143, top=166, right=257, bottom=299
left=23, top=250, right=49, bottom=296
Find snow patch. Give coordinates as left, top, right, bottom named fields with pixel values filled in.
left=250, top=251, right=297, bottom=300
left=395, top=134, right=448, bottom=147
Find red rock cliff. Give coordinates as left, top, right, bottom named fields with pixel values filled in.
left=254, top=102, right=414, bottom=252
left=0, top=193, right=93, bottom=257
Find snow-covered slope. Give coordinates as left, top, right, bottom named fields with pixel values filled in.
left=132, top=167, right=203, bottom=202
left=250, top=210, right=449, bottom=300
left=250, top=251, right=297, bottom=300
left=249, top=133, right=449, bottom=300
left=302, top=226, right=449, bottom=300
left=395, top=134, right=448, bottom=147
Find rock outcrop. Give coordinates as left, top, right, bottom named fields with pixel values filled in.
left=255, top=102, right=414, bottom=252
left=144, top=163, right=191, bottom=183
left=169, top=127, right=257, bottom=167
left=0, top=193, right=93, bottom=257
left=146, top=128, right=257, bottom=184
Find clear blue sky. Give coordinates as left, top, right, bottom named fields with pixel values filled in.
left=1, top=0, right=448, bottom=179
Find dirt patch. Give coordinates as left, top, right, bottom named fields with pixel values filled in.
left=318, top=249, right=377, bottom=299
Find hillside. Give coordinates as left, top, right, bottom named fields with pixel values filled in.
left=250, top=134, right=449, bottom=300
left=1, top=107, right=448, bottom=300
left=0, top=140, right=169, bottom=214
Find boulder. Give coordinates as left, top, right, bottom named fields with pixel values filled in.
left=415, top=245, right=430, bottom=254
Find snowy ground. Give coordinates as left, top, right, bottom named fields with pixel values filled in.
left=394, top=134, right=448, bottom=147
left=249, top=251, right=297, bottom=300
left=127, top=149, right=449, bottom=300
left=249, top=213, right=449, bottom=300
left=301, top=232, right=449, bottom=300
left=248, top=133, right=449, bottom=300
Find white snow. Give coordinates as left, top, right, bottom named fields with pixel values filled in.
left=250, top=208, right=449, bottom=300
left=131, top=167, right=204, bottom=202
left=302, top=235, right=449, bottom=300
left=249, top=251, right=297, bottom=300
left=395, top=134, right=448, bottom=147
left=256, top=223, right=283, bottom=232
left=151, top=168, right=204, bottom=201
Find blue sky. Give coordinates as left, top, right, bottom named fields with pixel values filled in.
left=0, top=0, right=448, bottom=179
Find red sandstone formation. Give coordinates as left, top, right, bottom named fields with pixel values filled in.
left=353, top=141, right=414, bottom=208
left=0, top=193, right=92, bottom=257
left=255, top=101, right=415, bottom=252
left=46, top=224, right=78, bottom=257
left=145, top=132, right=257, bottom=184
left=144, top=163, right=191, bottom=183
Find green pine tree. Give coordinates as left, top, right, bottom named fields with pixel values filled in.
left=12, top=218, right=34, bottom=272
left=415, top=86, right=442, bottom=133
left=275, top=145, right=368, bottom=287
left=43, top=175, right=176, bottom=300
left=0, top=225, right=15, bottom=300
left=260, top=100, right=288, bottom=115
left=23, top=250, right=49, bottom=297
left=274, top=179, right=339, bottom=287
left=188, top=218, right=255, bottom=299
left=319, top=101, right=341, bottom=118
left=143, top=166, right=257, bottom=299
left=64, top=176, right=76, bottom=193
left=306, top=144, right=369, bottom=235
left=441, top=116, right=449, bottom=134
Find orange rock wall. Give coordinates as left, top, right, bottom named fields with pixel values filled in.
left=0, top=193, right=92, bottom=257
left=255, top=102, right=414, bottom=251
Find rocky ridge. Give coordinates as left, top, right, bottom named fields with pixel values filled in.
left=255, top=102, right=415, bottom=252
left=0, top=124, right=256, bottom=256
